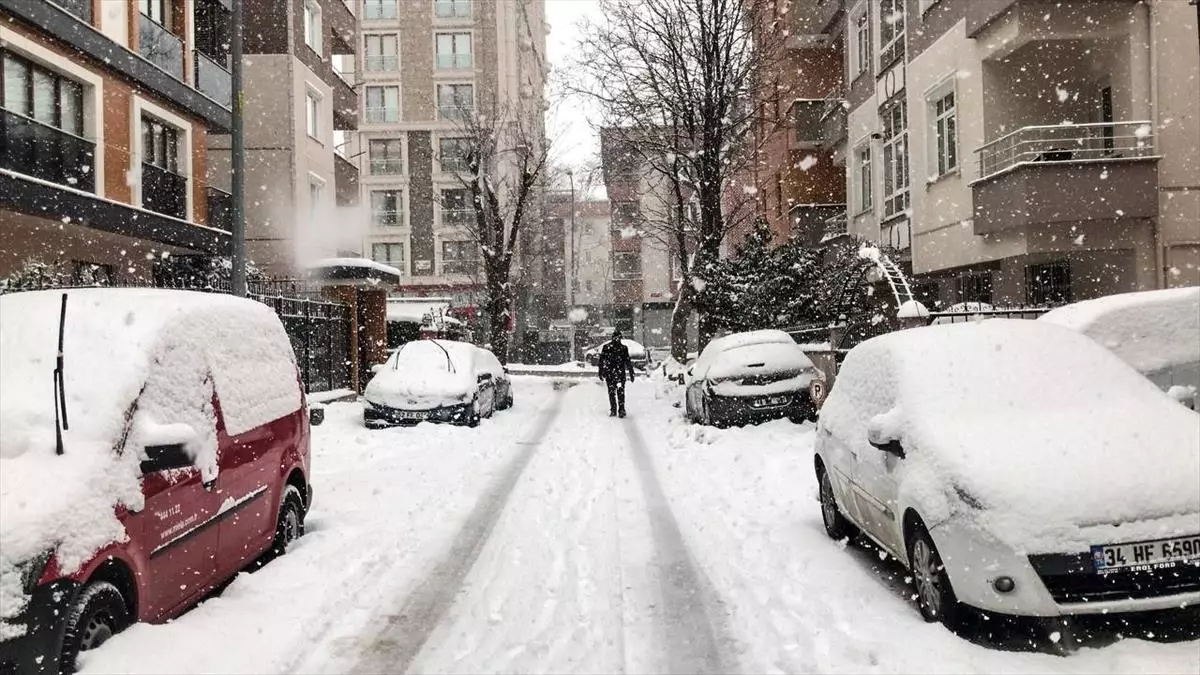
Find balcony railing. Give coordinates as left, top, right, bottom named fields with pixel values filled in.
left=0, top=109, right=96, bottom=192
left=139, top=14, right=185, bottom=80
left=975, top=120, right=1157, bottom=180
left=434, top=0, right=471, bottom=19
left=365, top=107, right=400, bottom=123
left=207, top=186, right=233, bottom=231
left=442, top=208, right=473, bottom=226
left=369, top=158, right=404, bottom=174
left=436, top=53, right=472, bottom=70
left=142, top=162, right=188, bottom=220
left=364, top=55, right=399, bottom=71
left=363, top=0, right=398, bottom=20
left=194, top=50, right=232, bottom=107
left=56, top=0, right=93, bottom=22
left=437, top=104, right=473, bottom=122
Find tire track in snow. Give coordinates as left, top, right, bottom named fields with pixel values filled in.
left=348, top=385, right=570, bottom=674
left=622, top=418, right=733, bottom=674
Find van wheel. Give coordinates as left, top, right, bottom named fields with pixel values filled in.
left=61, top=581, right=130, bottom=673
left=271, top=485, right=306, bottom=557
left=818, top=466, right=857, bottom=540
left=467, top=397, right=481, bottom=427
left=908, top=525, right=959, bottom=626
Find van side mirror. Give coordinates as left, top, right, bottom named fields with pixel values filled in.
left=140, top=443, right=192, bottom=474
left=870, top=438, right=906, bottom=459
left=309, top=407, right=325, bottom=427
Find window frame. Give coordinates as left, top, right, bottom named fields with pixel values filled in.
left=364, top=33, right=399, bottom=71
left=434, top=0, right=471, bottom=19
left=141, top=114, right=181, bottom=174
left=928, top=86, right=958, bottom=179
left=440, top=187, right=473, bottom=226
left=1025, top=261, right=1072, bottom=306
left=850, top=3, right=870, bottom=81
left=1, top=50, right=86, bottom=138
left=305, top=90, right=321, bottom=140
left=363, top=0, right=399, bottom=21
left=371, top=242, right=406, bottom=269
left=438, top=136, right=471, bottom=173
left=368, top=138, right=404, bottom=175
left=440, top=239, right=479, bottom=275
left=370, top=189, right=403, bottom=227
left=880, top=97, right=909, bottom=219
left=612, top=251, right=642, bottom=280
left=855, top=143, right=873, bottom=214
left=877, top=0, right=905, bottom=69
left=365, top=85, right=400, bottom=123
left=434, top=32, right=473, bottom=70
left=436, top=82, right=474, bottom=120
left=303, top=0, right=323, bottom=54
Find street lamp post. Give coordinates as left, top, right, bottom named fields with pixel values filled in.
left=229, top=0, right=246, bottom=296
left=566, top=169, right=577, bottom=361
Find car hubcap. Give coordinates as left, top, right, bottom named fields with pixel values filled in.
left=283, top=509, right=299, bottom=546
left=913, top=540, right=941, bottom=615
left=820, top=474, right=837, bottom=527
left=81, top=612, right=114, bottom=651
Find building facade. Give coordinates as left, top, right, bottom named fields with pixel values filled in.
left=830, top=0, right=1200, bottom=307
left=205, top=0, right=361, bottom=276
left=353, top=0, right=548, bottom=311
left=0, top=0, right=233, bottom=283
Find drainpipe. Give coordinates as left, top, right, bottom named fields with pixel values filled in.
left=1148, top=0, right=1165, bottom=290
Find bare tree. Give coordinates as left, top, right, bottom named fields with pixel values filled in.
left=576, top=0, right=784, bottom=359
left=441, top=101, right=550, bottom=362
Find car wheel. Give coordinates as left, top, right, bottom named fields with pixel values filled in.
left=60, top=581, right=130, bottom=673
left=817, top=466, right=857, bottom=540
left=467, top=397, right=481, bottom=428
left=271, top=485, right=306, bottom=557
left=907, top=525, right=959, bottom=625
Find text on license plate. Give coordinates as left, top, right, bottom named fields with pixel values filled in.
left=396, top=410, right=427, bottom=420
left=753, top=396, right=789, bottom=408
left=1091, top=535, right=1200, bottom=574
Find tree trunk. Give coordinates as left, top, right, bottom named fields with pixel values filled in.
left=670, top=280, right=694, bottom=361
left=485, top=267, right=513, bottom=363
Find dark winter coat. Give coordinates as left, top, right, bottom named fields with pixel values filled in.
left=597, top=340, right=635, bottom=382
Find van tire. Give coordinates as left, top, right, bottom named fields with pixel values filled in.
left=271, top=485, right=306, bottom=557
left=61, top=581, right=130, bottom=673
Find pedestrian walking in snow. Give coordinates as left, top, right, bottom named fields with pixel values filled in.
left=597, top=330, right=636, bottom=417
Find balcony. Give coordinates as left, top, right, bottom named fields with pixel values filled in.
left=142, top=162, right=188, bottom=220
left=364, top=107, right=399, bottom=124
left=56, top=0, right=93, bottom=22
left=436, top=53, right=472, bottom=70
left=364, top=55, right=399, bottom=71
left=0, top=109, right=96, bottom=192
left=139, top=14, right=185, bottom=80
left=194, top=50, right=231, bottom=107
left=971, top=121, right=1160, bottom=235
left=819, top=92, right=846, bottom=151
left=437, top=105, right=473, bottom=122
left=434, top=0, right=471, bottom=20
left=790, top=203, right=846, bottom=247
left=369, top=158, right=404, bottom=175
left=333, top=74, right=358, bottom=131
left=442, top=208, right=474, bottom=227
left=207, top=186, right=232, bottom=231
left=362, top=0, right=398, bottom=20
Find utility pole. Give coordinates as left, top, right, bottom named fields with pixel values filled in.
left=567, top=169, right=577, bottom=361
left=229, top=0, right=247, bottom=297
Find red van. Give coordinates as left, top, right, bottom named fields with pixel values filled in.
left=0, top=289, right=318, bottom=673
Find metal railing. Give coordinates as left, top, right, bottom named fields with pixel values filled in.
left=926, top=306, right=1049, bottom=325
left=194, top=50, right=232, bottom=107
left=371, top=210, right=402, bottom=227
left=437, top=104, right=473, bottom=122
left=369, top=157, right=404, bottom=174
left=364, top=54, right=399, bottom=71
left=436, top=53, right=472, bottom=70
left=55, top=0, right=93, bottom=22
left=363, top=0, right=398, bottom=19
left=435, top=0, right=471, bottom=18
left=141, top=162, right=188, bottom=220
left=364, top=107, right=399, bottom=123
left=139, top=14, right=184, bottom=80
left=975, top=120, right=1157, bottom=180
left=0, top=109, right=96, bottom=192
left=441, top=208, right=473, bottom=226
left=207, top=186, right=232, bottom=231
left=821, top=207, right=848, bottom=242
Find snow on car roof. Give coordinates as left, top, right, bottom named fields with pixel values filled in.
left=822, top=319, right=1200, bottom=550
left=706, top=341, right=815, bottom=381
left=1039, top=287, right=1200, bottom=374
left=705, top=329, right=794, bottom=354
left=364, top=339, right=480, bottom=408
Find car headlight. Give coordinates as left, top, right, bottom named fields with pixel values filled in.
left=17, top=551, right=52, bottom=594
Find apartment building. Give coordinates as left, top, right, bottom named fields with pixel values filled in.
left=0, top=0, right=233, bottom=283
left=549, top=194, right=614, bottom=315
left=737, top=0, right=846, bottom=247
left=203, top=0, right=360, bottom=276
left=831, top=0, right=1199, bottom=307
left=353, top=0, right=547, bottom=311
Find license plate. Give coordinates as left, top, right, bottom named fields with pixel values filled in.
left=753, top=395, right=789, bottom=408
left=395, top=410, right=427, bottom=420
left=1091, top=535, right=1200, bottom=574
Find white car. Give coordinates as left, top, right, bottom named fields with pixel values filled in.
left=684, top=330, right=818, bottom=426
left=814, top=320, right=1200, bottom=630
left=584, top=339, right=651, bottom=370
left=1040, top=287, right=1200, bottom=409
left=363, top=340, right=512, bottom=427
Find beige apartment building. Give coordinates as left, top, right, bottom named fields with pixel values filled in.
left=352, top=0, right=547, bottom=310
left=832, top=0, right=1199, bottom=307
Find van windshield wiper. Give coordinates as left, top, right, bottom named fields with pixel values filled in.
left=53, top=292, right=69, bottom=456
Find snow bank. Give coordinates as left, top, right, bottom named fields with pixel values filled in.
left=1039, top=287, right=1200, bottom=376
left=0, top=289, right=300, bottom=632
left=820, top=320, right=1200, bottom=552
left=896, top=299, right=930, bottom=319
left=363, top=339, right=478, bottom=409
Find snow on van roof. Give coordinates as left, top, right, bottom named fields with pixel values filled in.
left=1039, top=287, right=1200, bottom=375
left=0, top=289, right=301, bottom=633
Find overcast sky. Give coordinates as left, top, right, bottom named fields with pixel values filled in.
left=545, top=0, right=604, bottom=172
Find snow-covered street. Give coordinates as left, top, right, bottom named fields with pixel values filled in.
left=79, top=377, right=1200, bottom=674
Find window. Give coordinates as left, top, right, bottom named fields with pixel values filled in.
left=441, top=240, right=478, bottom=275
left=368, top=139, right=404, bottom=174
left=881, top=98, right=909, bottom=218
left=930, top=89, right=957, bottom=176
left=441, top=188, right=472, bottom=226
left=852, top=8, right=870, bottom=79
left=371, top=242, right=405, bottom=268
left=855, top=144, right=873, bottom=212
left=140, top=0, right=168, bottom=25
left=305, top=91, right=320, bottom=139
left=435, top=33, right=472, bottom=70
left=370, top=190, right=402, bottom=226
left=1026, top=261, right=1071, bottom=306
left=303, top=0, right=322, bottom=53
left=1, top=52, right=85, bottom=137
left=792, top=99, right=823, bottom=146
left=957, top=271, right=993, bottom=305
left=142, top=115, right=180, bottom=173
left=308, top=177, right=323, bottom=218
left=878, top=0, right=905, bottom=67
left=364, top=34, right=399, bottom=71
left=365, top=86, right=400, bottom=123
left=438, top=137, right=471, bottom=172
left=436, top=83, right=474, bottom=120
left=613, top=251, right=642, bottom=279
left=363, top=0, right=398, bottom=20
left=194, top=0, right=231, bottom=65
left=434, top=0, right=471, bottom=19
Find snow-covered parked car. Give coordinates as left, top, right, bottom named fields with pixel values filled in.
left=814, top=319, right=1200, bottom=632
left=0, top=289, right=316, bottom=673
left=363, top=340, right=512, bottom=427
left=684, top=330, right=819, bottom=426
left=1040, top=287, right=1200, bottom=409
left=584, top=339, right=651, bottom=371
